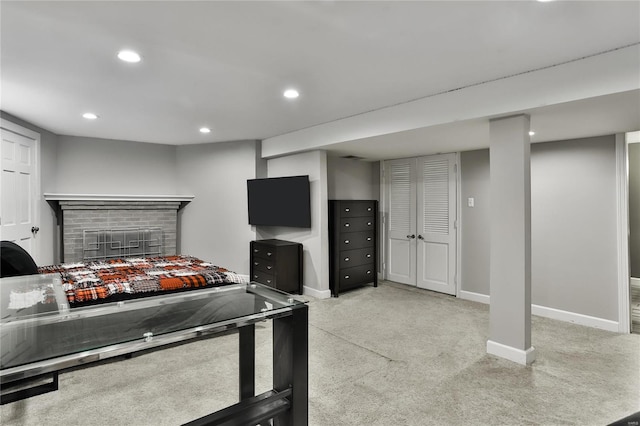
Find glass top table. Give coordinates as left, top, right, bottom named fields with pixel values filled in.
left=1, top=274, right=303, bottom=378
left=1, top=274, right=309, bottom=425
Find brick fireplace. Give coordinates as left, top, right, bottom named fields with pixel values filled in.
left=44, top=194, right=193, bottom=263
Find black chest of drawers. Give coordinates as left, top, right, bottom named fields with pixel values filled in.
left=250, top=239, right=303, bottom=294
left=329, top=200, right=378, bottom=297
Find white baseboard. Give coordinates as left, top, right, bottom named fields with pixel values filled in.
left=458, top=290, right=619, bottom=332
left=458, top=290, right=490, bottom=304
left=531, top=304, right=619, bottom=332
left=303, top=286, right=331, bottom=299
left=486, top=340, right=536, bottom=365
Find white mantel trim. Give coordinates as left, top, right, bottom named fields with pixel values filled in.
left=44, top=193, right=195, bottom=202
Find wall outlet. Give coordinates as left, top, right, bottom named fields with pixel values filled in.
left=468, top=197, right=475, bottom=208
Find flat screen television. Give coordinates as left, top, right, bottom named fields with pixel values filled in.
left=247, top=175, right=311, bottom=228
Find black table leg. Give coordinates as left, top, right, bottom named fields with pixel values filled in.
left=273, top=305, right=308, bottom=426
left=239, top=324, right=255, bottom=401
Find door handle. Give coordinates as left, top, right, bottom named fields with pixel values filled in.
left=417, top=235, right=424, bottom=240
left=31, top=226, right=40, bottom=234
left=406, top=234, right=415, bottom=239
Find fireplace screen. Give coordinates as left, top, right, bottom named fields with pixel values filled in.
left=82, top=228, right=163, bottom=261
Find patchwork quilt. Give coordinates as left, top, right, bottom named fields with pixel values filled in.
left=39, top=255, right=247, bottom=305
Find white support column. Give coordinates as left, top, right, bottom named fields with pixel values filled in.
left=487, top=114, right=536, bottom=365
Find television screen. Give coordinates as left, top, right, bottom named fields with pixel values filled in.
left=247, top=175, right=311, bottom=228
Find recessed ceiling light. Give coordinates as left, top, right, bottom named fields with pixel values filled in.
left=537, top=0, right=555, bottom=2
left=283, top=89, right=299, bottom=99
left=529, top=131, right=535, bottom=136
left=82, top=112, right=98, bottom=120
left=199, top=127, right=211, bottom=134
left=117, top=50, right=141, bottom=63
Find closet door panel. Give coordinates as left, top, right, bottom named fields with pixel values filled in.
left=421, top=241, right=449, bottom=285
left=385, top=158, right=417, bottom=285
left=416, top=154, right=457, bottom=295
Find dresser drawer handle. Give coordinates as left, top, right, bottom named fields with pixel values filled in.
left=266, top=279, right=272, bottom=284
left=266, top=265, right=272, bottom=270
left=367, top=237, right=372, bottom=241
left=366, top=270, right=372, bottom=274
left=344, top=223, right=350, bottom=227
left=367, top=207, right=372, bottom=211
left=344, top=275, right=350, bottom=279
left=366, top=254, right=371, bottom=258
left=267, top=252, right=273, bottom=257
left=344, top=240, right=350, bottom=244
left=344, top=257, right=350, bottom=262
left=254, top=262, right=259, bottom=266
left=367, top=222, right=372, bottom=226
left=345, top=208, right=350, bottom=212
left=253, top=249, right=259, bottom=253
left=253, top=275, right=258, bottom=279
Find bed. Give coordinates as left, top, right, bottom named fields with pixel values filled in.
left=35, top=227, right=247, bottom=307
left=38, top=255, right=247, bottom=306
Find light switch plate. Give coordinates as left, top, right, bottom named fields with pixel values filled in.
left=468, top=197, right=475, bottom=207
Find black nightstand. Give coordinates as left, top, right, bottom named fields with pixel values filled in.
left=250, top=239, right=303, bottom=294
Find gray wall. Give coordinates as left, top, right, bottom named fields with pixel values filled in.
left=54, top=135, right=258, bottom=274
left=630, top=143, right=640, bottom=277
left=55, top=136, right=178, bottom=194
left=1, top=111, right=59, bottom=264
left=176, top=140, right=259, bottom=275
left=460, top=149, right=491, bottom=295
left=257, top=150, right=330, bottom=297
left=460, top=136, right=619, bottom=321
left=531, top=136, right=617, bottom=321
left=327, top=156, right=380, bottom=200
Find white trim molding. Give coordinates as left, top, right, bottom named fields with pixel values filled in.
left=303, top=286, right=331, bottom=300
left=487, top=340, right=536, bottom=365
left=531, top=304, right=619, bottom=333
left=459, top=291, right=620, bottom=332
left=458, top=290, right=490, bottom=304
left=455, top=152, right=462, bottom=297
left=44, top=193, right=195, bottom=202
left=616, top=133, right=630, bottom=333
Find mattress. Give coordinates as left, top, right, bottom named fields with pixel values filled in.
left=39, top=255, right=247, bottom=305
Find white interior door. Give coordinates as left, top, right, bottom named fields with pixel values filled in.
left=416, top=154, right=457, bottom=295
left=385, top=158, right=417, bottom=285
left=1, top=120, right=40, bottom=261
left=384, top=154, right=457, bottom=294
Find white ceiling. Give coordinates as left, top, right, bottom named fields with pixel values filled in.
left=1, top=1, right=639, bottom=160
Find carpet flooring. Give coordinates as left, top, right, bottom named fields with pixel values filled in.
left=2, top=280, right=639, bottom=425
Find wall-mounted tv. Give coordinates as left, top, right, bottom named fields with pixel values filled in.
left=247, top=175, right=311, bottom=228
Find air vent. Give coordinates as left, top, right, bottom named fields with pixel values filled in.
left=341, top=155, right=364, bottom=160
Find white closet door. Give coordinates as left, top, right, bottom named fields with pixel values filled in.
left=416, top=153, right=457, bottom=294
left=1, top=121, right=40, bottom=261
left=385, top=158, right=417, bottom=285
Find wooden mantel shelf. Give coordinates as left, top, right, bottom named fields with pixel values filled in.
left=43, top=193, right=195, bottom=202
